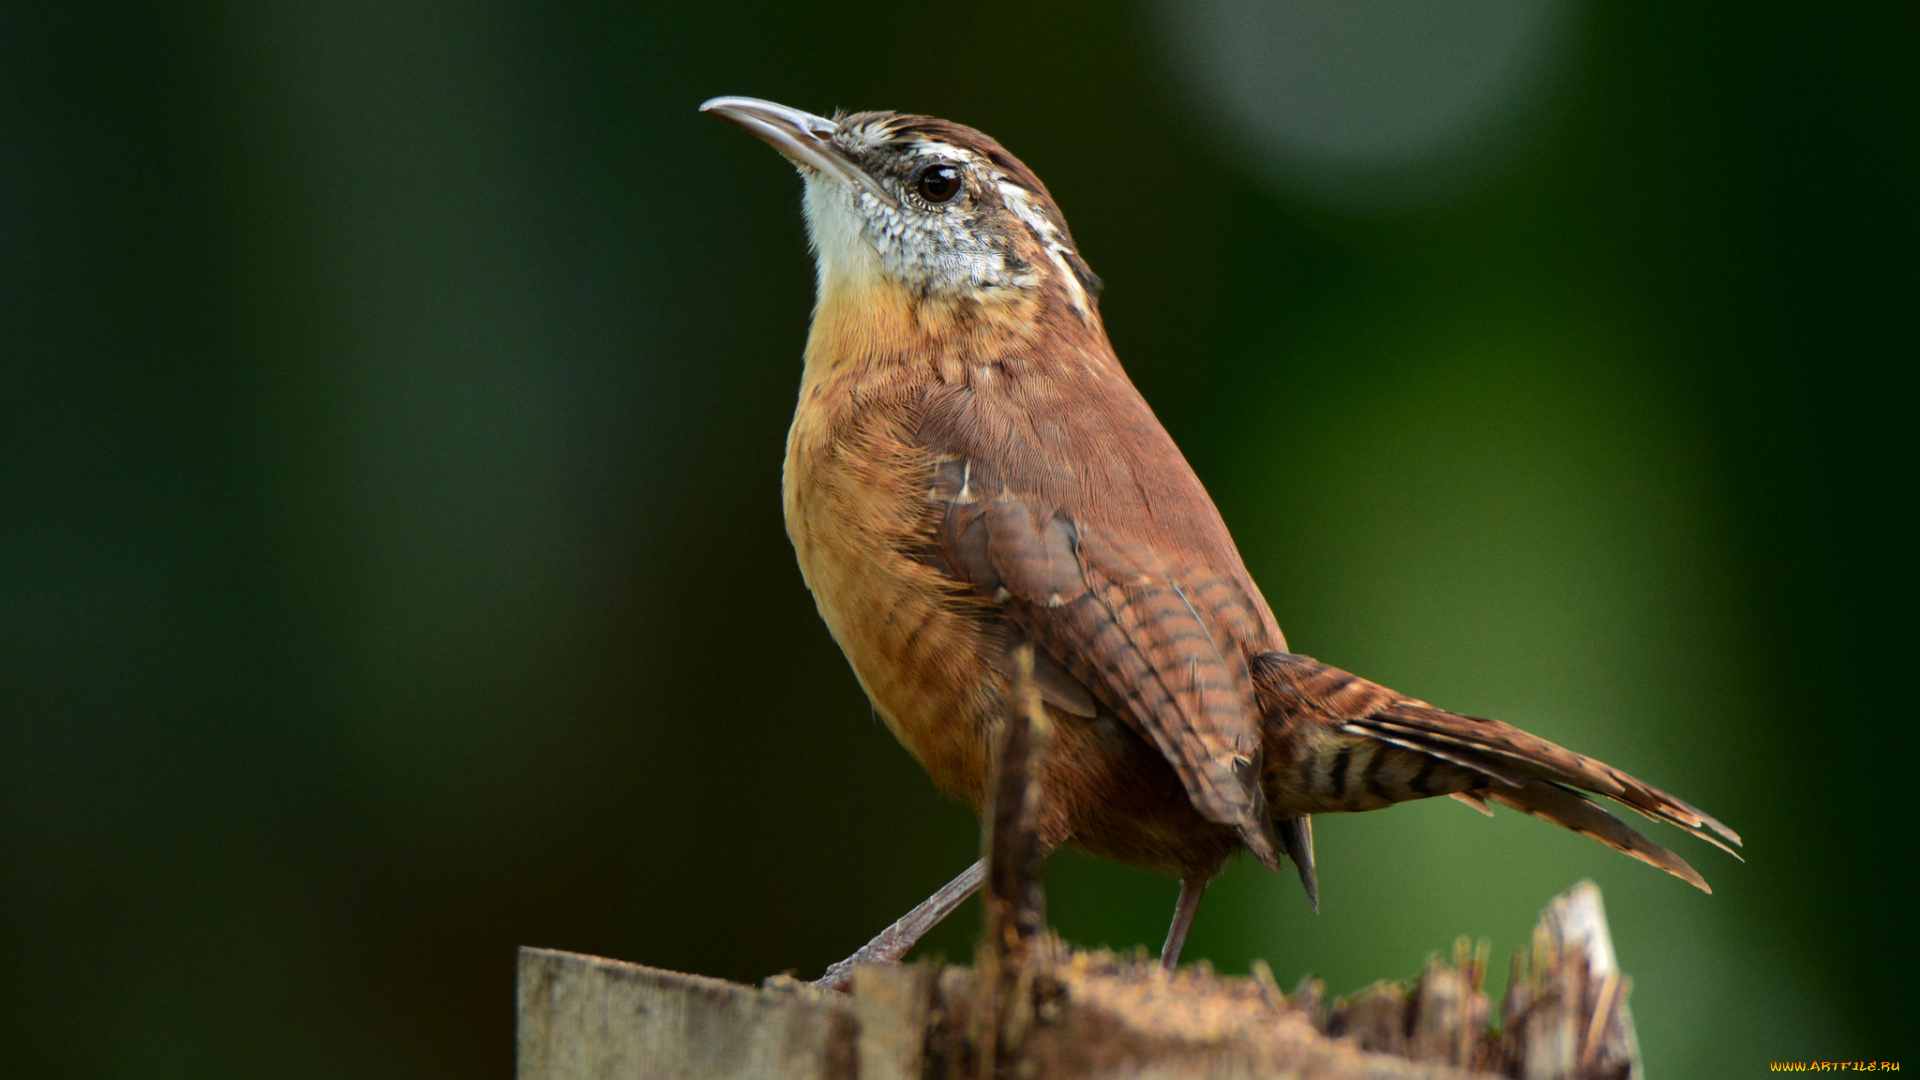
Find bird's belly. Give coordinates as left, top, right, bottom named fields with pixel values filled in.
left=784, top=427, right=1002, bottom=808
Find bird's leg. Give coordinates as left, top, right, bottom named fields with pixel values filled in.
left=1158, top=874, right=1210, bottom=971
left=814, top=859, right=986, bottom=991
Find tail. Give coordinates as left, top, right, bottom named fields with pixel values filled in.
left=1251, top=652, right=1741, bottom=893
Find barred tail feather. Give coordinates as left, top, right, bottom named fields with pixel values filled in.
left=1253, top=651, right=1741, bottom=893
left=1490, top=779, right=1711, bottom=893
left=1349, top=709, right=1742, bottom=856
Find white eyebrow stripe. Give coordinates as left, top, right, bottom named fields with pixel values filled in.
left=998, top=177, right=1088, bottom=317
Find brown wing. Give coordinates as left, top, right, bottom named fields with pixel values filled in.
left=921, top=452, right=1281, bottom=870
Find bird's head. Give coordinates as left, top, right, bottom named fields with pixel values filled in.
left=701, top=96, right=1102, bottom=325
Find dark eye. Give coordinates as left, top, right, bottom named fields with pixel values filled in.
left=914, top=162, right=963, bottom=204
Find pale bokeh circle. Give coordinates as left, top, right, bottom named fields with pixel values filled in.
left=1154, top=0, right=1580, bottom=209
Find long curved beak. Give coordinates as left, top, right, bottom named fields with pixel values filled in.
left=699, top=96, right=899, bottom=209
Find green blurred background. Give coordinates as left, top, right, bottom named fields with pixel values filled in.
left=2, top=1, right=1912, bottom=1076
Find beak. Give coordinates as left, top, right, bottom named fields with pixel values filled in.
left=700, top=96, right=900, bottom=209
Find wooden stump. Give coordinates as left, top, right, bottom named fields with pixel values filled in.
left=517, top=880, right=1641, bottom=1080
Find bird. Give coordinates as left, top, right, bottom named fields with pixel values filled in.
left=698, top=95, right=1740, bottom=989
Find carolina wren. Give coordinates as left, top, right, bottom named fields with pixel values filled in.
left=700, top=96, right=1740, bottom=986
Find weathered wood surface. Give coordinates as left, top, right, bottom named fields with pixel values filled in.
left=516, top=880, right=1639, bottom=1080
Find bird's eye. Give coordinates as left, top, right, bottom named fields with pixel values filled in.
left=914, top=162, right=964, bottom=205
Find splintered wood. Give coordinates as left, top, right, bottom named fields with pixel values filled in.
left=519, top=888, right=1638, bottom=1080
left=517, top=651, right=1643, bottom=1079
